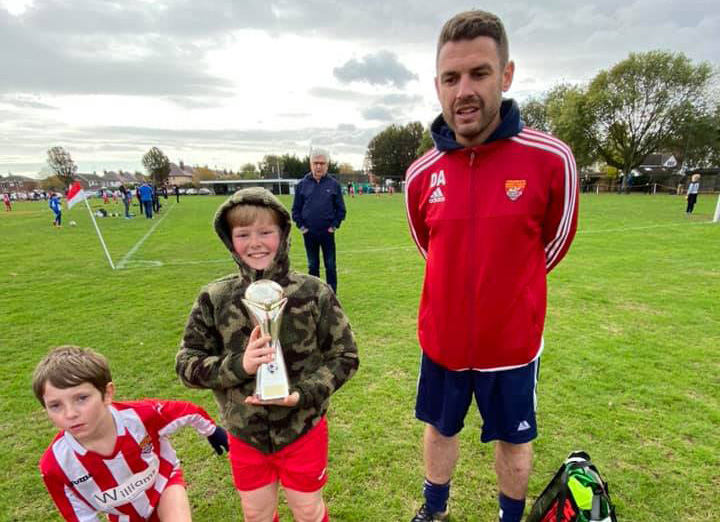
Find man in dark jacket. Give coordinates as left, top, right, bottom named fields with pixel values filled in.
left=291, top=148, right=346, bottom=294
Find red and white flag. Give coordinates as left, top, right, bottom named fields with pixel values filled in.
left=66, top=181, right=86, bottom=209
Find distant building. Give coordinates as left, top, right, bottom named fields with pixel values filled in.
left=76, top=173, right=105, bottom=189
left=102, top=171, right=123, bottom=188
left=0, top=174, right=36, bottom=193
left=167, top=162, right=194, bottom=186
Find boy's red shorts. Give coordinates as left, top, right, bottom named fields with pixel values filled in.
left=229, top=416, right=328, bottom=493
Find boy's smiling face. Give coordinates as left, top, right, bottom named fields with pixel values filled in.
left=43, top=381, right=114, bottom=444
left=231, top=215, right=281, bottom=270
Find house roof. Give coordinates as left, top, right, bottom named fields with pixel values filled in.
left=169, top=162, right=194, bottom=178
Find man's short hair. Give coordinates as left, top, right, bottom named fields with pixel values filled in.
left=437, top=10, right=509, bottom=66
left=226, top=204, right=282, bottom=230
left=32, top=346, right=112, bottom=406
left=310, top=148, right=330, bottom=162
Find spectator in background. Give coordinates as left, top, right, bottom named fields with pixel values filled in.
left=175, top=185, right=180, bottom=203
left=139, top=182, right=154, bottom=219
left=3, top=192, right=10, bottom=211
left=135, top=185, right=144, bottom=216
left=686, top=174, right=701, bottom=214
left=291, top=148, right=346, bottom=294
left=152, top=185, right=162, bottom=214
left=119, top=185, right=132, bottom=218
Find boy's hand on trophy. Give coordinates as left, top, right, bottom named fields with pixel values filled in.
left=242, top=325, right=274, bottom=375
left=245, top=391, right=300, bottom=407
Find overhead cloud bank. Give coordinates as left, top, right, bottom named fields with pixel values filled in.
left=1, top=0, right=717, bottom=175
left=334, top=51, right=418, bottom=88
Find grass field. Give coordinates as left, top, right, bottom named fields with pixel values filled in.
left=1, top=192, right=718, bottom=521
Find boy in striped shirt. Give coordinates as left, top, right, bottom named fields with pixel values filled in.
left=33, top=346, right=228, bottom=521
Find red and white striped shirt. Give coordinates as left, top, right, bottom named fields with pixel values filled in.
left=40, top=400, right=217, bottom=522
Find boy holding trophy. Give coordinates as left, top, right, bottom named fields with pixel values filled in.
left=176, top=187, right=358, bottom=522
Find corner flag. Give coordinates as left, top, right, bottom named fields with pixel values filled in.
left=67, top=181, right=116, bottom=269
left=66, top=182, right=86, bottom=209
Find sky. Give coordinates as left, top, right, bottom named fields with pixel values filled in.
left=1, top=0, right=718, bottom=178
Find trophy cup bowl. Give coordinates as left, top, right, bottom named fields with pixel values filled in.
left=242, top=279, right=289, bottom=400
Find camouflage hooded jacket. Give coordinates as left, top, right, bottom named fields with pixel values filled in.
left=176, top=188, right=358, bottom=454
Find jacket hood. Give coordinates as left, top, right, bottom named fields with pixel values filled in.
left=430, top=98, right=523, bottom=152
left=213, top=187, right=292, bottom=281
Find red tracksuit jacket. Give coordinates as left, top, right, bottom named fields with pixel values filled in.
left=405, top=101, right=578, bottom=371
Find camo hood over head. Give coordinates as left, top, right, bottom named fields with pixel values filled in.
left=213, top=187, right=291, bottom=281
left=176, top=188, right=359, bottom=453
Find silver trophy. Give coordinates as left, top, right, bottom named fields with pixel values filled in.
left=242, top=279, right=290, bottom=401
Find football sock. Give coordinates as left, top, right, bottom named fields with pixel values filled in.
left=423, top=478, right=450, bottom=513
left=498, top=492, right=525, bottom=522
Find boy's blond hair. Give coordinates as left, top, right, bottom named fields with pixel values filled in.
left=225, top=203, right=282, bottom=230
left=32, top=346, right=112, bottom=406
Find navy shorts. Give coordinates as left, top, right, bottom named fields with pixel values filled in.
left=415, top=353, right=540, bottom=443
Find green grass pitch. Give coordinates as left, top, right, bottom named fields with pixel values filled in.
left=0, top=192, right=718, bottom=521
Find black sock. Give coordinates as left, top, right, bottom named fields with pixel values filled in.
left=423, top=478, right=450, bottom=513
left=498, top=492, right=525, bottom=522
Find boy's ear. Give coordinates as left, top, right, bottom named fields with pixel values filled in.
left=103, top=382, right=115, bottom=405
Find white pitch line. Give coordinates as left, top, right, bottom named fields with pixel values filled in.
left=577, top=220, right=714, bottom=235
left=116, top=205, right=176, bottom=269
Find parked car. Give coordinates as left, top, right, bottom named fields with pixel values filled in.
left=185, top=188, right=198, bottom=195
left=198, top=188, right=212, bottom=195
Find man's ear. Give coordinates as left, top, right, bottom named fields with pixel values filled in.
left=502, top=60, right=515, bottom=92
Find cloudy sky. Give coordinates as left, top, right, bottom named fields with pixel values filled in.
left=1, top=0, right=718, bottom=178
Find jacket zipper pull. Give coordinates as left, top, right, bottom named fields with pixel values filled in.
left=469, top=151, right=476, bottom=167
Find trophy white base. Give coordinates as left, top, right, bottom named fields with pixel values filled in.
left=255, top=357, right=289, bottom=401
left=257, top=383, right=289, bottom=401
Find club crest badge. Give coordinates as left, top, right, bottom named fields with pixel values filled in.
left=505, top=179, right=526, bottom=201
left=139, top=435, right=154, bottom=455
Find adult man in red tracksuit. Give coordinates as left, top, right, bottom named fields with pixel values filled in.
left=405, top=10, right=578, bottom=522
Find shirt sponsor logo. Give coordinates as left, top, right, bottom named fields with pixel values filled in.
left=92, top=458, right=159, bottom=508
left=505, top=179, right=526, bottom=201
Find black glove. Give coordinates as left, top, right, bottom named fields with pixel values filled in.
left=207, top=426, right=229, bottom=455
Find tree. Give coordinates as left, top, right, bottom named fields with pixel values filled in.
left=545, top=84, right=598, bottom=170
left=192, top=166, right=217, bottom=187
left=667, top=102, right=720, bottom=170
left=46, top=146, right=77, bottom=189
left=258, top=155, right=283, bottom=178
left=581, top=51, right=712, bottom=190
left=366, top=121, right=424, bottom=181
left=240, top=163, right=259, bottom=179
left=141, top=147, right=171, bottom=185
left=40, top=175, right=65, bottom=192
left=416, top=126, right=434, bottom=156
left=519, top=97, right=550, bottom=132
left=280, top=154, right=307, bottom=178
left=338, top=162, right=355, bottom=175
